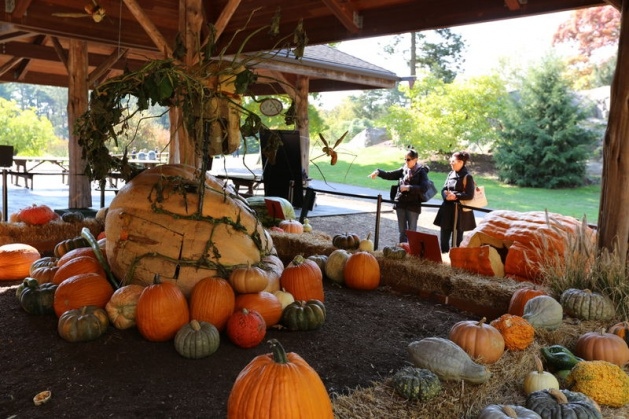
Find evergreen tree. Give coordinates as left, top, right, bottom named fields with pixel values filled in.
left=494, top=56, right=597, bottom=188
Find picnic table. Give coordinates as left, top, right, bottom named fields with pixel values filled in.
left=11, top=156, right=69, bottom=189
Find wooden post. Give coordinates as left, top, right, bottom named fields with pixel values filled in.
left=598, top=2, right=629, bottom=265
left=295, top=75, right=310, bottom=180
left=67, top=39, right=92, bottom=209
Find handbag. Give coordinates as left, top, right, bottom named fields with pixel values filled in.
left=460, top=175, right=488, bottom=212
left=420, top=179, right=438, bottom=202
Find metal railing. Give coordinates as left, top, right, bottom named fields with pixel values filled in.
left=298, top=186, right=492, bottom=250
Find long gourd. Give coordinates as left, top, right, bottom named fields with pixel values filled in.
left=407, top=337, right=491, bottom=384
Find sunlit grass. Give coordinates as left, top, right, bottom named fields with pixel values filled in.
left=306, top=144, right=601, bottom=223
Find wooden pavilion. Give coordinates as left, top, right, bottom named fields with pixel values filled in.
left=1, top=0, right=628, bottom=263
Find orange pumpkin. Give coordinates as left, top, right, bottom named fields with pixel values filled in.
left=278, top=219, right=304, bottom=234
left=229, top=264, right=269, bottom=294
left=575, top=329, right=629, bottom=367
left=105, top=284, right=145, bottom=330
left=189, top=277, right=235, bottom=332
left=227, top=339, right=333, bottom=418
left=449, top=317, right=505, bottom=364
left=17, top=204, right=58, bottom=225
left=0, top=243, right=41, bottom=281
left=225, top=308, right=266, bottom=348
left=135, top=276, right=190, bottom=342
left=53, top=272, right=115, bottom=317
left=52, top=255, right=105, bottom=285
left=343, top=251, right=380, bottom=291
left=490, top=314, right=535, bottom=351
left=449, top=245, right=504, bottom=277
left=508, top=287, right=547, bottom=317
left=280, top=255, right=324, bottom=302
left=57, top=247, right=98, bottom=267
left=234, top=291, right=283, bottom=328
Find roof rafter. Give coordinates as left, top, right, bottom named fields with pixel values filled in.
left=320, top=0, right=362, bottom=33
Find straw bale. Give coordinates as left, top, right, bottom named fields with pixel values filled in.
left=0, top=219, right=103, bottom=256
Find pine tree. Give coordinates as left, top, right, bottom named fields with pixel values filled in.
left=494, top=57, right=597, bottom=188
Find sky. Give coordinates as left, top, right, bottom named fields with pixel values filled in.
left=317, top=11, right=573, bottom=108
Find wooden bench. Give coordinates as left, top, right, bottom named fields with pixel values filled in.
left=9, top=170, right=68, bottom=190
left=213, top=173, right=263, bottom=196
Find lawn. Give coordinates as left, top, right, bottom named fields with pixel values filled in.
left=306, top=144, right=601, bottom=223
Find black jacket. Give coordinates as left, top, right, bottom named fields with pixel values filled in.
left=433, top=166, right=477, bottom=231
left=376, top=164, right=430, bottom=213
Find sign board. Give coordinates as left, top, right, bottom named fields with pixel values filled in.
left=406, top=230, right=442, bottom=263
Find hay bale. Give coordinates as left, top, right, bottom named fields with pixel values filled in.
left=0, top=219, right=103, bottom=256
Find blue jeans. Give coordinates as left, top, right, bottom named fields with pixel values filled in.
left=395, top=207, right=419, bottom=243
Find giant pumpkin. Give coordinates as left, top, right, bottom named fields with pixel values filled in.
left=105, top=164, right=276, bottom=296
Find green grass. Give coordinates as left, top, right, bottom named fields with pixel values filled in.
left=307, top=145, right=601, bottom=223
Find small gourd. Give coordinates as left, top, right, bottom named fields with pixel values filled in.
left=382, top=246, right=406, bottom=260
left=61, top=211, right=85, bottom=223
left=559, top=288, right=615, bottom=321
left=278, top=219, right=304, bottom=234
left=358, top=233, right=374, bottom=252
left=526, top=388, right=602, bottom=419
left=307, top=254, right=328, bottom=272
left=566, top=360, right=629, bottom=407
left=225, top=308, right=266, bottom=348
left=391, top=366, right=441, bottom=401
left=174, top=319, right=220, bottom=359
left=273, top=288, right=295, bottom=309
left=609, top=321, right=629, bottom=346
left=490, top=314, right=535, bottom=351
left=522, top=295, right=563, bottom=330
left=477, top=404, right=542, bottom=419
left=523, top=355, right=560, bottom=395
left=53, top=236, right=90, bottom=258
left=302, top=218, right=313, bottom=232
left=407, top=337, right=491, bottom=384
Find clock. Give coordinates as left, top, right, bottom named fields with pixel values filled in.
left=259, top=98, right=283, bottom=116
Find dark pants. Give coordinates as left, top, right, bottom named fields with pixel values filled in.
left=440, top=228, right=463, bottom=253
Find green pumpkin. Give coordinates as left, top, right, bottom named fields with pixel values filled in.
left=174, top=320, right=220, bottom=359
left=522, top=295, right=563, bottom=331
left=332, top=233, right=360, bottom=250
left=57, top=306, right=109, bottom=343
left=53, top=236, right=90, bottom=258
left=281, top=299, right=326, bottom=331
left=382, top=246, right=406, bottom=260
left=16, top=277, right=57, bottom=315
left=559, top=288, right=615, bottom=321
left=526, top=389, right=602, bottom=419
left=307, top=254, right=328, bottom=272
left=61, top=211, right=86, bottom=223
left=391, top=366, right=441, bottom=402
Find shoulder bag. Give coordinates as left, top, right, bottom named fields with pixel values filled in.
left=419, top=179, right=438, bottom=202
left=460, top=175, right=488, bottom=212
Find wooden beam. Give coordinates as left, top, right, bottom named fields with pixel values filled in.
left=67, top=39, right=92, bottom=209
left=0, top=30, right=31, bottom=42
left=13, top=34, right=46, bottom=81
left=11, top=0, right=33, bottom=18
left=214, top=0, right=241, bottom=40
left=123, top=0, right=173, bottom=57
left=88, top=48, right=128, bottom=87
left=320, top=0, right=361, bottom=33
left=0, top=56, right=24, bottom=77
left=598, top=0, right=629, bottom=264
left=504, top=0, right=522, bottom=10
left=51, top=37, right=68, bottom=70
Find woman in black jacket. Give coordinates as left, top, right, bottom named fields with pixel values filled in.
left=369, top=149, right=430, bottom=243
left=433, top=151, right=477, bottom=253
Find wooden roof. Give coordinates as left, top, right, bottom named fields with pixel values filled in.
left=0, top=0, right=606, bottom=90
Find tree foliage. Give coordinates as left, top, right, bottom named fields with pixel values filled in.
left=0, top=98, right=58, bottom=156
left=494, top=56, right=598, bottom=188
left=552, top=5, right=620, bottom=89
left=379, top=73, right=507, bottom=156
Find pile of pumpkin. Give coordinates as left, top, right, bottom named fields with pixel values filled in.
left=7, top=221, right=383, bottom=353
left=392, top=286, right=629, bottom=417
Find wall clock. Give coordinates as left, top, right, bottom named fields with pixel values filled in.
left=259, top=98, right=283, bottom=116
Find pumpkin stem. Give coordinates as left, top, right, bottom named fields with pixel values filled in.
left=268, top=339, right=289, bottom=364
left=81, top=227, right=119, bottom=290
left=291, top=254, right=306, bottom=266
left=478, top=317, right=487, bottom=326
left=549, top=388, right=568, bottom=404
left=501, top=405, right=517, bottom=418
left=190, top=319, right=201, bottom=331
left=533, top=355, right=544, bottom=373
